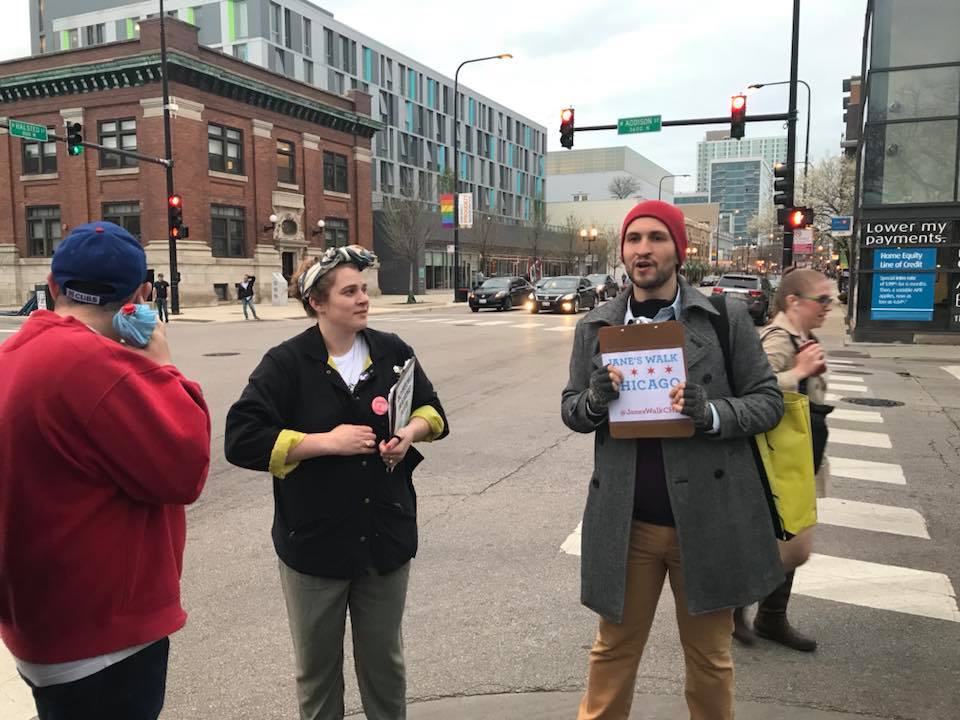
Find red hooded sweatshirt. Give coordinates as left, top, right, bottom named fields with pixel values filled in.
left=0, top=311, right=211, bottom=663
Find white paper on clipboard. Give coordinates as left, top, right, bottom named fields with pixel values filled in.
left=388, top=358, right=416, bottom=436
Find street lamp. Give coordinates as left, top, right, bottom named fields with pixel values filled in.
left=658, top=173, right=690, bottom=201
left=452, top=53, right=512, bottom=300
left=748, top=80, right=812, bottom=198
left=580, top=226, right=598, bottom=273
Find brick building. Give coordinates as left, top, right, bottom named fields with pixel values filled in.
left=0, top=17, right=380, bottom=307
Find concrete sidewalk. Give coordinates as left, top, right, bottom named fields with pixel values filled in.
left=346, top=691, right=889, bottom=719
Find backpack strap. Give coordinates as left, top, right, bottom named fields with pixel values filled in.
left=707, top=295, right=735, bottom=394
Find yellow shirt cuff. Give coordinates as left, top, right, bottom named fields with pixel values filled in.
left=269, top=429, right=307, bottom=478
left=410, top=405, right=444, bottom=442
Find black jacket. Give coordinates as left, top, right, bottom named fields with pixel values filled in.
left=224, top=325, right=448, bottom=578
left=237, top=277, right=255, bottom=299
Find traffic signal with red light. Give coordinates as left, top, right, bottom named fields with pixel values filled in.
left=784, top=207, right=814, bottom=230
left=168, top=194, right=189, bottom=240
left=560, top=107, right=575, bottom=149
left=730, top=94, right=746, bottom=139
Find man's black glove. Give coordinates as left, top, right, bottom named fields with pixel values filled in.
left=586, top=365, right=620, bottom=416
left=677, top=382, right=714, bottom=430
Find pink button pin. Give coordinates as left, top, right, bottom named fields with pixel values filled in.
left=371, top=396, right=389, bottom=415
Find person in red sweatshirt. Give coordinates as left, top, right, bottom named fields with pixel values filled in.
left=0, top=221, right=211, bottom=720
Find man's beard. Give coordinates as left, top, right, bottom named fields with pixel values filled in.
left=629, top=260, right=676, bottom=290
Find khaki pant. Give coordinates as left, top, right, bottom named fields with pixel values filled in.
left=578, top=522, right=734, bottom=720
left=279, top=560, right=410, bottom=720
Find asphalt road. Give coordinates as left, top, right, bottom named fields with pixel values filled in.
left=2, top=299, right=959, bottom=719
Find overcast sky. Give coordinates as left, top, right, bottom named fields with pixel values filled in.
left=0, top=0, right=866, bottom=192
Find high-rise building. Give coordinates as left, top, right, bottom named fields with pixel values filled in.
left=28, top=0, right=546, bottom=224
left=696, top=130, right=786, bottom=192
left=707, top=157, right=773, bottom=245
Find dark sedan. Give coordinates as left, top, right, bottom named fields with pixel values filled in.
left=468, top=276, right=533, bottom=312
left=528, top=276, right=598, bottom=314
left=587, top=273, right=619, bottom=301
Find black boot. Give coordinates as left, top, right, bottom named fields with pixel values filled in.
left=754, top=571, right=817, bottom=652
left=732, top=606, right=755, bottom=646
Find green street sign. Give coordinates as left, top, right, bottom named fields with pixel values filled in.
left=617, top=115, right=662, bottom=135
left=8, top=119, right=48, bottom=142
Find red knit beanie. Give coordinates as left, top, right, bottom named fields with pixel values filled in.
left=620, top=200, right=688, bottom=265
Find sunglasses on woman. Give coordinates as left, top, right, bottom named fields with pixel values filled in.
left=799, top=294, right=833, bottom=306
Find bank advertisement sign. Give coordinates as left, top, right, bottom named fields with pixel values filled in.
left=862, top=220, right=951, bottom=247
left=870, top=248, right=937, bottom=321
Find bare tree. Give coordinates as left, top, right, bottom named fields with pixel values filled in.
left=798, top=155, right=856, bottom=255
left=561, top=214, right=583, bottom=274
left=436, top=167, right=456, bottom=195
left=526, top=199, right=548, bottom=274
left=601, top=226, right=621, bottom=275
left=746, top=205, right=780, bottom=243
left=472, top=211, right=496, bottom=277
left=608, top=175, right=640, bottom=199
left=380, top=197, right=433, bottom=303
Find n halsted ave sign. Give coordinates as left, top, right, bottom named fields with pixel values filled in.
left=862, top=220, right=953, bottom=247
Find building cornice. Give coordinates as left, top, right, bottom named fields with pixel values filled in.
left=0, top=51, right=383, bottom=138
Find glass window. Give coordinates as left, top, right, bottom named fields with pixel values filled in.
left=325, top=28, right=334, bottom=65
left=341, top=36, right=350, bottom=72
left=863, top=120, right=958, bottom=204
left=283, top=8, right=291, bottom=49
left=236, top=0, right=248, bottom=36
left=99, top=118, right=138, bottom=169
left=304, top=59, right=314, bottom=84
left=208, top=123, right=244, bottom=174
left=872, top=0, right=960, bottom=68
left=869, top=67, right=960, bottom=122
left=269, top=3, right=281, bottom=44
left=233, top=43, right=248, bottom=61
left=303, top=17, right=311, bottom=55
left=273, top=46, right=286, bottom=73
left=102, top=201, right=141, bottom=240
left=324, top=217, right=348, bottom=248
left=277, top=140, right=295, bottom=184
left=323, top=151, right=348, bottom=192
left=67, top=28, right=78, bottom=49
left=26, top=205, right=61, bottom=257
left=21, top=130, right=57, bottom=175
left=211, top=205, right=246, bottom=257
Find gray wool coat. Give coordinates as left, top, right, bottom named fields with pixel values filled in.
left=561, top=278, right=785, bottom=622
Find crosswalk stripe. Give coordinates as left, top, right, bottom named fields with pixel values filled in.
left=829, top=456, right=906, bottom=484
left=830, top=383, right=868, bottom=393
left=471, top=320, right=514, bottom=326
left=829, top=408, right=883, bottom=424
left=416, top=318, right=456, bottom=323
left=0, top=646, right=35, bottom=719
left=792, top=553, right=960, bottom=622
left=830, top=374, right=865, bottom=383
left=825, top=392, right=842, bottom=402
left=817, top=498, right=929, bottom=538
left=828, top=359, right=857, bottom=365
left=512, top=323, right=544, bottom=328
left=941, top=366, right=960, bottom=382
left=544, top=326, right=576, bottom=333
left=561, top=522, right=581, bottom=556
left=828, top=428, right=892, bottom=449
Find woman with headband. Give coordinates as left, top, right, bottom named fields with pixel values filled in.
left=225, top=245, right=448, bottom=720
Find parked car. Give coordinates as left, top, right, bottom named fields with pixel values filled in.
left=711, top=273, right=774, bottom=325
left=468, top=276, right=533, bottom=312
left=586, top=273, right=619, bottom=301
left=699, top=274, right=720, bottom=287
left=529, top=276, right=598, bottom=314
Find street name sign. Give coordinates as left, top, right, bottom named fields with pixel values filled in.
left=618, top=115, right=662, bottom=135
left=9, top=119, right=48, bottom=142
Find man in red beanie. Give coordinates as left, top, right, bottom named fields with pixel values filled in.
left=562, top=200, right=784, bottom=719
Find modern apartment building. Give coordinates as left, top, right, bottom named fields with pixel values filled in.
left=707, top=157, right=773, bottom=246
left=696, top=130, right=786, bottom=192
left=28, top=0, right=547, bottom=224
left=546, top=146, right=675, bottom=203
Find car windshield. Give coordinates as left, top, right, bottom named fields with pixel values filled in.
left=587, top=275, right=606, bottom=284
left=479, top=278, right=512, bottom=290
left=541, top=278, right=578, bottom=291
left=717, top=276, right=759, bottom=290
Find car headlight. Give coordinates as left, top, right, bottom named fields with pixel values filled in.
left=561, top=293, right=575, bottom=301
left=596, top=285, right=604, bottom=292
left=528, top=292, right=535, bottom=300
left=468, top=293, right=475, bottom=299
left=495, top=291, right=507, bottom=298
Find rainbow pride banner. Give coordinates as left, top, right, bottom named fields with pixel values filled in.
left=440, top=193, right=455, bottom=228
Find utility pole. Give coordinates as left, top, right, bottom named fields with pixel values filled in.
left=781, top=0, right=801, bottom=269
left=160, top=0, right=180, bottom=314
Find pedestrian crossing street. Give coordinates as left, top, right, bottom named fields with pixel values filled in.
left=560, top=359, right=960, bottom=624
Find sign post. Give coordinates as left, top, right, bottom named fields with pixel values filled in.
left=617, top=115, right=662, bottom=135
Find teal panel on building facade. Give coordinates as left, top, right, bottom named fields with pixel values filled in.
left=363, top=48, right=372, bottom=81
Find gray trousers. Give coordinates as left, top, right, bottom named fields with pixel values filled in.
left=278, top=560, right=410, bottom=720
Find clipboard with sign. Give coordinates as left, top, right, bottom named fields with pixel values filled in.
left=598, top=320, right=694, bottom=439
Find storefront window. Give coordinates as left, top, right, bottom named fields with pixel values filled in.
left=863, top=121, right=957, bottom=205
left=872, top=0, right=960, bottom=68
left=868, top=67, right=960, bottom=122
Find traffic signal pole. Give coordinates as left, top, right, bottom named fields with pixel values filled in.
left=781, top=0, right=801, bottom=269
left=159, top=0, right=181, bottom=314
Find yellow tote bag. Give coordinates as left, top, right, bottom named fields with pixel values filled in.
left=754, top=391, right=817, bottom=537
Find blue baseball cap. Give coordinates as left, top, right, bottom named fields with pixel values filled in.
left=51, top=221, right=147, bottom=305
